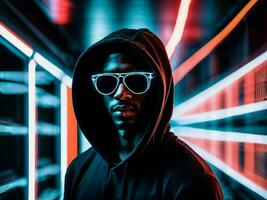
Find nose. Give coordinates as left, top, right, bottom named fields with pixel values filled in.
left=113, top=82, right=132, bottom=100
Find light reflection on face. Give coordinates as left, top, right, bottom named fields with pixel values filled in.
left=102, top=53, right=151, bottom=139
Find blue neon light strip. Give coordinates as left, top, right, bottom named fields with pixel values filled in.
left=0, top=23, right=33, bottom=57
left=0, top=177, right=27, bottom=194
left=33, top=53, right=72, bottom=87
left=60, top=83, right=68, bottom=197
left=173, top=101, right=267, bottom=125
left=28, top=59, right=36, bottom=200
left=171, top=126, right=267, bottom=144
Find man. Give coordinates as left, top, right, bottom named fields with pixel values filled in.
left=64, top=28, right=223, bottom=199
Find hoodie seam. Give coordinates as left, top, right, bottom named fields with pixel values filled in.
left=103, top=165, right=111, bottom=199
left=121, top=162, right=128, bottom=200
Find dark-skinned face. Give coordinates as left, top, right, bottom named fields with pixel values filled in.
left=102, top=53, right=151, bottom=137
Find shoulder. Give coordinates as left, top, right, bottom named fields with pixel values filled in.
left=69, top=147, right=96, bottom=166
left=175, top=173, right=223, bottom=199
left=162, top=133, right=223, bottom=199
left=66, top=147, right=97, bottom=176
left=64, top=147, right=96, bottom=199
left=166, top=135, right=215, bottom=177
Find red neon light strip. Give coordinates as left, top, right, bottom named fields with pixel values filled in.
left=174, top=61, right=266, bottom=116
left=183, top=137, right=267, bottom=190
left=172, top=0, right=258, bottom=84
left=51, top=0, right=72, bottom=25
left=67, top=87, right=78, bottom=164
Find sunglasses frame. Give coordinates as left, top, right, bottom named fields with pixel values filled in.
left=91, top=71, right=155, bottom=95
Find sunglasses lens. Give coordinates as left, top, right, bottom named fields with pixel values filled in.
left=96, top=75, right=117, bottom=94
left=125, top=74, right=148, bottom=93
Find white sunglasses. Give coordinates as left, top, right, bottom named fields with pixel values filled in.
left=91, top=71, right=155, bottom=95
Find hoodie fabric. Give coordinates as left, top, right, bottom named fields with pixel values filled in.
left=64, top=28, right=223, bottom=200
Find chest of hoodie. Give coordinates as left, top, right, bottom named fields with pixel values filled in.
left=107, top=159, right=171, bottom=200
left=74, top=155, right=171, bottom=199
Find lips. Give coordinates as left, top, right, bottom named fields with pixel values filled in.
left=113, top=105, right=135, bottom=112
left=112, top=104, right=136, bottom=119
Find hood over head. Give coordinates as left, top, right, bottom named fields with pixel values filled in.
left=72, top=28, right=174, bottom=165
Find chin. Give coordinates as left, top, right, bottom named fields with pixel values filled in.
left=115, top=119, right=135, bottom=129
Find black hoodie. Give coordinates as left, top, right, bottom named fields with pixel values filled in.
left=64, top=28, right=223, bottom=200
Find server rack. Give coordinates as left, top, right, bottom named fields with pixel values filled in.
left=0, top=27, right=75, bottom=199
left=0, top=42, right=28, bottom=199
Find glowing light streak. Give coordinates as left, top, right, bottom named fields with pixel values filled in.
left=173, top=50, right=267, bottom=116
left=60, top=83, right=68, bottom=197
left=171, top=126, right=267, bottom=144
left=0, top=71, right=54, bottom=85
left=173, top=101, right=267, bottom=124
left=1, top=22, right=73, bottom=199
left=50, top=0, right=72, bottom=25
left=33, top=53, right=72, bottom=87
left=172, top=0, right=258, bottom=84
left=33, top=53, right=65, bottom=79
left=0, top=125, right=27, bottom=135
left=0, top=22, right=72, bottom=87
left=0, top=22, right=33, bottom=57
left=28, top=59, right=36, bottom=200
left=182, top=139, right=267, bottom=199
left=62, top=75, right=72, bottom=88
left=0, top=178, right=27, bottom=193
left=166, top=0, right=191, bottom=59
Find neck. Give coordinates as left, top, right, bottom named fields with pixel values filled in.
left=117, top=129, right=138, bottom=161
